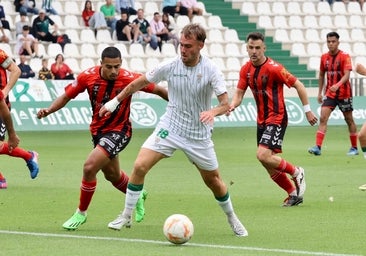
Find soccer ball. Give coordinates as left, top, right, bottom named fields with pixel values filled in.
left=163, top=214, right=194, bottom=244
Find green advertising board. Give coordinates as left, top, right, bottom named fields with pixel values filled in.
left=8, top=79, right=366, bottom=131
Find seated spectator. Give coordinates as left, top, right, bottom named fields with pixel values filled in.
left=18, top=55, right=35, bottom=78
left=115, top=0, right=137, bottom=16
left=32, top=9, right=58, bottom=42
left=0, top=21, right=9, bottom=43
left=51, top=54, right=74, bottom=80
left=115, top=11, right=139, bottom=43
left=14, top=0, right=39, bottom=15
left=42, top=0, right=58, bottom=15
left=100, top=0, right=117, bottom=33
left=133, top=8, right=158, bottom=50
left=181, top=0, right=203, bottom=21
left=162, top=12, right=179, bottom=49
left=82, top=0, right=108, bottom=32
left=16, top=25, right=41, bottom=58
left=15, top=12, right=29, bottom=36
left=162, top=0, right=188, bottom=18
left=150, top=12, right=169, bottom=51
left=0, top=5, right=10, bottom=30
left=38, top=58, right=54, bottom=80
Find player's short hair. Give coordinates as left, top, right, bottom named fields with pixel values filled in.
left=326, top=31, right=340, bottom=40
left=101, top=46, right=121, bottom=60
left=181, top=23, right=206, bottom=43
left=246, top=32, right=265, bottom=42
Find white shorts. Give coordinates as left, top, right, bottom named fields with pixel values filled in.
left=142, top=125, right=219, bottom=171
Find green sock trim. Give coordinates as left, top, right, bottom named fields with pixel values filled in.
left=362, top=147, right=366, bottom=153
left=215, top=192, right=229, bottom=202
left=127, top=183, right=144, bottom=191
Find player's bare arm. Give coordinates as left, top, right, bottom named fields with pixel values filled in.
left=293, top=80, right=318, bottom=126
left=226, top=88, right=245, bottom=115
left=3, top=62, right=21, bottom=97
left=356, top=63, right=366, bottom=75
left=37, top=93, right=71, bottom=119
left=329, top=70, right=350, bottom=93
left=99, top=75, right=150, bottom=117
left=200, top=92, right=229, bottom=124
left=152, top=85, right=169, bottom=101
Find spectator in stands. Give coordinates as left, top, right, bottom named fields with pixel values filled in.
left=16, top=25, right=41, bottom=58
left=18, top=55, right=35, bottom=79
left=181, top=0, right=203, bottom=21
left=14, top=0, right=39, bottom=15
left=115, top=0, right=137, bottom=16
left=100, top=0, right=117, bottom=33
left=32, top=9, right=58, bottom=42
left=150, top=12, right=169, bottom=52
left=132, top=8, right=158, bottom=50
left=82, top=0, right=108, bottom=32
left=38, top=58, right=54, bottom=80
left=116, top=11, right=139, bottom=43
left=0, top=5, right=10, bottom=30
left=15, top=11, right=29, bottom=36
left=51, top=54, right=74, bottom=80
left=42, top=0, right=58, bottom=15
left=162, top=12, right=179, bottom=49
left=0, top=21, right=9, bottom=43
left=162, top=0, right=188, bottom=18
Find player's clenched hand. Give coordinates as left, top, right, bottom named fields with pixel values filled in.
left=99, top=97, right=119, bottom=117
left=306, top=111, right=318, bottom=126
left=225, top=105, right=235, bottom=116
left=37, top=109, right=50, bottom=119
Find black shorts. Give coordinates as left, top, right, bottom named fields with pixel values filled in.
left=0, top=121, right=5, bottom=141
left=322, top=96, right=353, bottom=112
left=257, top=124, right=286, bottom=153
left=92, top=131, right=131, bottom=159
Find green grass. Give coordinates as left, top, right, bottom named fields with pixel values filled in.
left=1, top=126, right=365, bottom=256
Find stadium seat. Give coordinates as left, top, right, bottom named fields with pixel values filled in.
left=129, top=58, right=146, bottom=73
left=308, top=57, right=320, bottom=70
left=224, top=43, right=241, bottom=57
left=306, top=43, right=322, bottom=57
left=207, top=16, right=224, bottom=30
left=347, top=1, right=362, bottom=14
left=209, top=43, right=225, bottom=57
left=257, top=16, right=273, bottom=29
left=80, top=29, right=97, bottom=43
left=332, top=1, right=347, bottom=14
left=80, top=43, right=98, bottom=58
left=211, top=57, right=226, bottom=72
left=349, top=15, right=363, bottom=28
left=129, top=43, right=145, bottom=57
left=29, top=58, right=42, bottom=74
left=114, top=43, right=130, bottom=57
left=303, top=16, right=319, bottom=29
left=37, top=44, right=47, bottom=58
left=146, top=57, right=160, bottom=71
left=240, top=2, right=256, bottom=16
left=256, top=2, right=271, bottom=15
left=49, top=14, right=64, bottom=30
left=196, top=1, right=207, bottom=15
left=145, top=45, right=161, bottom=57
left=240, top=43, right=249, bottom=57
left=201, top=45, right=209, bottom=56
left=64, top=15, right=82, bottom=29
left=0, top=43, right=13, bottom=56
left=337, top=29, right=351, bottom=42
left=287, top=2, right=302, bottom=15
left=350, top=28, right=365, bottom=41
left=52, top=1, right=64, bottom=15
left=64, top=2, right=81, bottom=15
left=316, top=1, right=332, bottom=15
left=302, top=2, right=317, bottom=15
left=339, top=42, right=353, bottom=55
left=352, top=43, right=366, bottom=57
left=289, top=29, right=305, bottom=43
left=144, top=2, right=159, bottom=16
left=63, top=43, right=81, bottom=58
left=291, top=43, right=307, bottom=57
left=191, top=15, right=208, bottom=29
left=96, top=29, right=113, bottom=43
left=80, top=58, right=96, bottom=71
left=319, top=16, right=334, bottom=29
left=65, top=29, right=81, bottom=44
left=161, top=43, right=176, bottom=58
left=207, top=29, right=224, bottom=43
left=305, top=29, right=322, bottom=43
left=96, top=43, right=109, bottom=57
left=271, top=2, right=287, bottom=15
left=226, top=57, right=241, bottom=72
left=64, top=58, right=81, bottom=74
left=274, top=29, right=290, bottom=43
left=288, top=16, right=304, bottom=29
left=1, top=1, right=16, bottom=15
left=5, top=15, right=14, bottom=31
left=224, top=29, right=241, bottom=43
left=273, top=16, right=289, bottom=29
left=334, top=15, right=349, bottom=29
left=176, top=15, right=190, bottom=29
left=47, top=43, right=63, bottom=58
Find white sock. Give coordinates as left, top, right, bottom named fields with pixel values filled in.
left=122, top=188, right=141, bottom=217
left=217, top=196, right=234, bottom=216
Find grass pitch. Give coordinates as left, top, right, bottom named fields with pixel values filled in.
left=0, top=126, right=365, bottom=256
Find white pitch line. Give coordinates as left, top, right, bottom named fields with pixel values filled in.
left=0, top=230, right=362, bottom=256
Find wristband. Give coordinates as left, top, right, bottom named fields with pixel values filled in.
left=303, top=104, right=311, bottom=113
left=104, top=97, right=120, bottom=113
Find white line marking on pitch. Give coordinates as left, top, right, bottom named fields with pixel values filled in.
left=0, top=230, right=362, bottom=256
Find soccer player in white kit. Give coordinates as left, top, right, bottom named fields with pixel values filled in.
left=99, top=23, right=248, bottom=237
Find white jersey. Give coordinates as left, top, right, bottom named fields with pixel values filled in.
left=146, top=55, right=227, bottom=140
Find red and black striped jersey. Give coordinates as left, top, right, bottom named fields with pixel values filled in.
left=237, top=57, right=297, bottom=126
left=65, top=66, right=155, bottom=135
left=320, top=50, right=353, bottom=99
left=0, top=48, right=12, bottom=108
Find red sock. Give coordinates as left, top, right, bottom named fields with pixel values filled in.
left=275, top=159, right=296, bottom=176
left=350, top=133, right=358, bottom=148
left=315, top=130, right=326, bottom=148
left=271, top=172, right=296, bottom=195
left=0, top=143, right=32, bottom=161
left=78, top=179, right=97, bottom=212
left=112, top=171, right=129, bottom=194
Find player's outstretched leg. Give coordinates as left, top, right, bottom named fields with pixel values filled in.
left=135, top=189, right=148, bottom=223
left=62, top=212, right=87, bottom=230
left=227, top=213, right=248, bottom=237
left=26, top=151, right=39, bottom=179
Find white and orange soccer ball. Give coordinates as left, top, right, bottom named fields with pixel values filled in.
left=163, top=214, right=194, bottom=244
